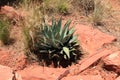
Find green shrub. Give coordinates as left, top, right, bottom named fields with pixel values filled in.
left=0, top=19, right=10, bottom=45
left=42, top=0, right=71, bottom=15
left=41, top=0, right=57, bottom=14
left=33, top=18, right=81, bottom=67
left=57, top=0, right=70, bottom=15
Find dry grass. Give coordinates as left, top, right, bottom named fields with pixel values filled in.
left=19, top=0, right=44, bottom=61
left=90, top=0, right=112, bottom=26
left=42, top=0, right=72, bottom=15
left=75, top=0, right=94, bottom=16
left=0, top=16, right=10, bottom=45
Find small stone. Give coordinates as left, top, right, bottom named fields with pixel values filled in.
left=0, top=65, right=14, bottom=80
left=103, top=51, right=120, bottom=73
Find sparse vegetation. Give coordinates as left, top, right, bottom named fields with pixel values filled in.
left=0, top=0, right=114, bottom=68
left=20, top=1, right=44, bottom=60
left=92, top=0, right=104, bottom=26
left=92, top=0, right=112, bottom=26
left=1, top=0, right=120, bottom=79
left=41, top=0, right=71, bottom=15
left=0, top=16, right=10, bottom=45
left=57, top=0, right=71, bottom=15
left=76, top=0, right=95, bottom=16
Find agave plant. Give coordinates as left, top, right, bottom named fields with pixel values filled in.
left=34, top=18, right=81, bottom=67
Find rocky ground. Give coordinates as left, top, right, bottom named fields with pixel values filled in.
left=0, top=22, right=119, bottom=80
left=1, top=0, right=120, bottom=80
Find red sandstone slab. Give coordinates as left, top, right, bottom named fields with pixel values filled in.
left=0, top=65, right=14, bottom=80
left=79, top=50, right=111, bottom=71
left=116, top=76, right=120, bottom=80
left=103, top=51, right=120, bottom=73
left=74, top=48, right=115, bottom=73
left=62, top=74, right=103, bottom=80
left=75, top=24, right=116, bottom=54
left=103, top=51, right=120, bottom=65
left=17, top=65, right=66, bottom=80
left=58, top=48, right=116, bottom=79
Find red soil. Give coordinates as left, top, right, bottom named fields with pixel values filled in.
left=1, top=0, right=120, bottom=80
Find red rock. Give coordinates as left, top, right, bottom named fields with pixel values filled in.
left=103, top=51, right=120, bottom=65
left=69, top=48, right=115, bottom=74
left=78, top=49, right=107, bottom=72
left=79, top=75, right=103, bottom=80
left=62, top=74, right=103, bottom=80
left=0, top=65, right=23, bottom=80
left=0, top=6, right=18, bottom=19
left=15, top=72, right=23, bottom=80
left=58, top=24, right=117, bottom=77
left=103, top=51, right=120, bottom=73
left=116, top=76, right=120, bottom=80
left=0, top=6, right=24, bottom=20
left=75, top=24, right=116, bottom=54
left=0, top=65, right=14, bottom=80
left=17, top=65, right=66, bottom=80
left=22, top=77, right=45, bottom=80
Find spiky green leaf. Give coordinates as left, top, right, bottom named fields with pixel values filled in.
left=63, top=47, right=70, bottom=59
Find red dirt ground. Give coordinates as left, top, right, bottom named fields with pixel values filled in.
left=1, top=0, right=120, bottom=80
